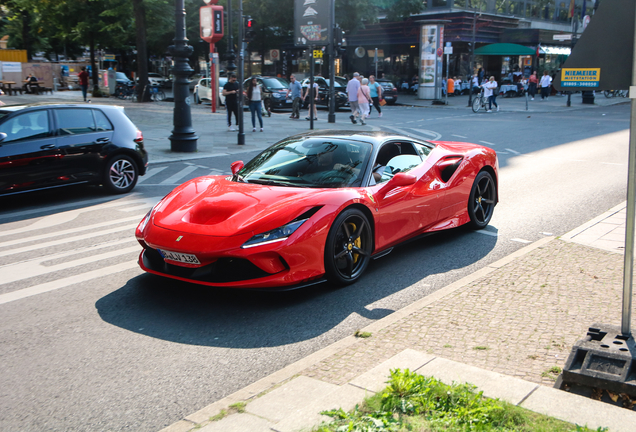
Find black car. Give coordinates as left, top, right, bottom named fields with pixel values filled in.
left=0, top=103, right=148, bottom=196
left=243, top=76, right=292, bottom=112
left=377, top=79, right=398, bottom=105
left=301, top=76, right=349, bottom=110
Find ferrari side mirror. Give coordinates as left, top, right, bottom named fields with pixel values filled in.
left=231, top=160, right=244, bottom=175
left=0, top=132, right=6, bottom=143
left=376, top=172, right=416, bottom=200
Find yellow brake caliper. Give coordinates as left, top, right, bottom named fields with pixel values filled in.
left=347, top=222, right=361, bottom=263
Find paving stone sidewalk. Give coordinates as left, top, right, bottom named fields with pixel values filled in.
left=302, top=238, right=634, bottom=388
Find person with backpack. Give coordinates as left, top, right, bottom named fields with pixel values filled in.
left=482, top=76, right=499, bottom=112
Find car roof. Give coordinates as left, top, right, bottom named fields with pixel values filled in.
left=285, top=129, right=432, bottom=148
left=0, top=103, right=123, bottom=114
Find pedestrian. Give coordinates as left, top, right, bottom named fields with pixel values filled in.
left=78, top=66, right=90, bottom=102
left=482, top=76, right=499, bottom=112
left=368, top=75, right=383, bottom=117
left=528, top=71, right=538, bottom=100
left=246, top=77, right=264, bottom=132
left=23, top=74, right=38, bottom=94
left=303, top=78, right=319, bottom=121
left=454, top=76, right=462, bottom=95
left=539, top=70, right=551, bottom=100
left=286, top=74, right=302, bottom=119
left=471, top=74, right=480, bottom=94
left=356, top=78, right=372, bottom=125
left=222, top=74, right=240, bottom=131
left=346, top=72, right=361, bottom=124
left=478, top=67, right=484, bottom=83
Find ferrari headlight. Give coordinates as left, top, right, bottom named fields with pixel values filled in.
left=242, top=219, right=306, bottom=249
left=137, top=210, right=152, bottom=233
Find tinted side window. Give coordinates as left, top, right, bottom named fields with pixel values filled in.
left=94, top=110, right=113, bottom=131
left=413, top=142, right=432, bottom=159
left=55, top=109, right=95, bottom=135
left=0, top=111, right=50, bottom=142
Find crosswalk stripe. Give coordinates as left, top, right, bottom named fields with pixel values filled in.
left=160, top=166, right=199, bottom=185
left=0, top=261, right=140, bottom=305
left=0, top=222, right=140, bottom=258
left=0, top=215, right=145, bottom=249
left=137, top=166, right=168, bottom=183
left=0, top=242, right=139, bottom=285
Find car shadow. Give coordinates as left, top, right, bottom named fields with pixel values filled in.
left=95, top=226, right=497, bottom=349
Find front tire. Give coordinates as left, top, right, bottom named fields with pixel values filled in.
left=472, top=96, right=482, bottom=113
left=468, top=171, right=496, bottom=229
left=104, top=155, right=138, bottom=194
left=324, top=208, right=373, bottom=285
left=194, top=92, right=201, bottom=104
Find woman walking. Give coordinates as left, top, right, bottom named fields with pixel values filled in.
left=539, top=71, right=552, bottom=100
left=356, top=78, right=372, bottom=125
left=247, top=77, right=264, bottom=132
left=482, top=76, right=499, bottom=113
left=368, top=75, right=383, bottom=117
left=528, top=71, right=538, bottom=100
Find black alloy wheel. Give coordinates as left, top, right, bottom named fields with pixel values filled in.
left=324, top=208, right=373, bottom=285
left=104, top=155, right=139, bottom=194
left=468, top=170, right=496, bottom=229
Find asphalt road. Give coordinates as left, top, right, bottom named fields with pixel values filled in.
left=0, top=102, right=630, bottom=431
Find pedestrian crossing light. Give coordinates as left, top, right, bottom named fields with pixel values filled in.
left=244, top=16, right=255, bottom=42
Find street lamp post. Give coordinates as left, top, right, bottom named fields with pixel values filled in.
left=168, top=0, right=198, bottom=152
left=467, top=9, right=477, bottom=107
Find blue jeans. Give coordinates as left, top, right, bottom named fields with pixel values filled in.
left=488, top=94, right=498, bottom=110
left=249, top=101, right=263, bottom=128
left=80, top=84, right=88, bottom=101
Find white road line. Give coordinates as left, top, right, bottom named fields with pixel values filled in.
left=160, top=166, right=199, bottom=185
left=137, top=166, right=167, bottom=184
left=496, top=151, right=509, bottom=155
left=0, top=244, right=140, bottom=285
left=410, top=128, right=443, bottom=140
left=0, top=215, right=144, bottom=249
left=118, top=204, right=154, bottom=213
left=511, top=238, right=532, bottom=244
left=474, top=230, right=498, bottom=237
left=452, top=134, right=468, bottom=138
left=0, top=261, right=139, bottom=305
left=479, top=140, right=496, bottom=146
left=0, top=222, right=140, bottom=258
left=505, top=148, right=520, bottom=155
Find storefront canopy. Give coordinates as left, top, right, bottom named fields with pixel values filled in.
left=474, top=43, right=536, bottom=56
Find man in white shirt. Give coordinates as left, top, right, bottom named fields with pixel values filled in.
left=539, top=71, right=552, bottom=100
left=346, top=72, right=361, bottom=124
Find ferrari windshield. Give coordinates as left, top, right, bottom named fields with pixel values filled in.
left=238, top=137, right=373, bottom=188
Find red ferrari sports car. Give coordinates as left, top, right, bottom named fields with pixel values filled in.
left=136, top=131, right=498, bottom=289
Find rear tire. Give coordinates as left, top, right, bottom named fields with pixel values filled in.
left=103, top=155, right=138, bottom=194
left=468, top=171, right=496, bottom=229
left=324, top=208, right=373, bottom=285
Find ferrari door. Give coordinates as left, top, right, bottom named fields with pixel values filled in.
left=370, top=141, right=443, bottom=250
left=0, top=109, right=62, bottom=194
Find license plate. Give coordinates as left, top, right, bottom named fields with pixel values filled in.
left=286, top=99, right=292, bottom=103
left=158, top=249, right=201, bottom=265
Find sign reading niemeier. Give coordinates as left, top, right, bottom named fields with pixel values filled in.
left=561, top=68, right=601, bottom=87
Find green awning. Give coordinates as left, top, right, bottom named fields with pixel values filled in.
left=474, top=43, right=535, bottom=56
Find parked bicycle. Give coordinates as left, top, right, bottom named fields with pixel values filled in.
left=116, top=83, right=137, bottom=101
left=603, top=90, right=628, bottom=98
left=471, top=88, right=487, bottom=113
left=147, top=84, right=166, bottom=102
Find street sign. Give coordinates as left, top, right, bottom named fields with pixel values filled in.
left=104, top=54, right=115, bottom=60
left=560, top=68, right=600, bottom=88
left=553, top=34, right=573, bottom=41
left=313, top=49, right=323, bottom=59
left=444, top=46, right=453, bottom=55
left=270, top=49, right=280, bottom=61
left=583, top=15, right=591, bottom=30
left=200, top=5, right=224, bottom=44
left=294, top=0, right=331, bottom=46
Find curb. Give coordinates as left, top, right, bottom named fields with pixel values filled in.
left=160, top=235, right=555, bottom=432
left=561, top=200, right=626, bottom=243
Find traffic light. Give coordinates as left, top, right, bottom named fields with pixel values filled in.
left=244, top=16, right=255, bottom=42
left=334, top=26, right=346, bottom=55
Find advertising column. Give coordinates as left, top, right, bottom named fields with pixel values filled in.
left=418, top=23, right=444, bottom=100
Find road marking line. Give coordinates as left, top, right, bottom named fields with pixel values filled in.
left=0, top=222, right=140, bottom=258
left=511, top=238, right=532, bottom=243
left=159, top=166, right=199, bottom=185
left=0, top=215, right=145, bottom=249
left=137, top=166, right=167, bottom=183
left=505, top=148, right=520, bottom=155
left=452, top=134, right=468, bottom=138
left=0, top=244, right=140, bottom=285
left=540, top=232, right=553, bottom=236
left=474, top=230, right=498, bottom=237
left=479, top=140, right=496, bottom=146
left=0, top=261, right=139, bottom=305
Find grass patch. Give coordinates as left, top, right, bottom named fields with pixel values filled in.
left=355, top=330, right=372, bottom=338
left=473, top=345, right=489, bottom=351
left=312, top=369, right=605, bottom=432
left=209, top=409, right=227, bottom=421
left=542, top=366, right=562, bottom=381
left=443, top=344, right=453, bottom=348
left=229, top=401, right=246, bottom=413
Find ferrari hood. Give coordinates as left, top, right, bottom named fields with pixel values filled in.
left=153, top=176, right=330, bottom=237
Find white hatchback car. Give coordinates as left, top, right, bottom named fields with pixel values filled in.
left=135, top=73, right=168, bottom=87
left=194, top=77, right=227, bottom=105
